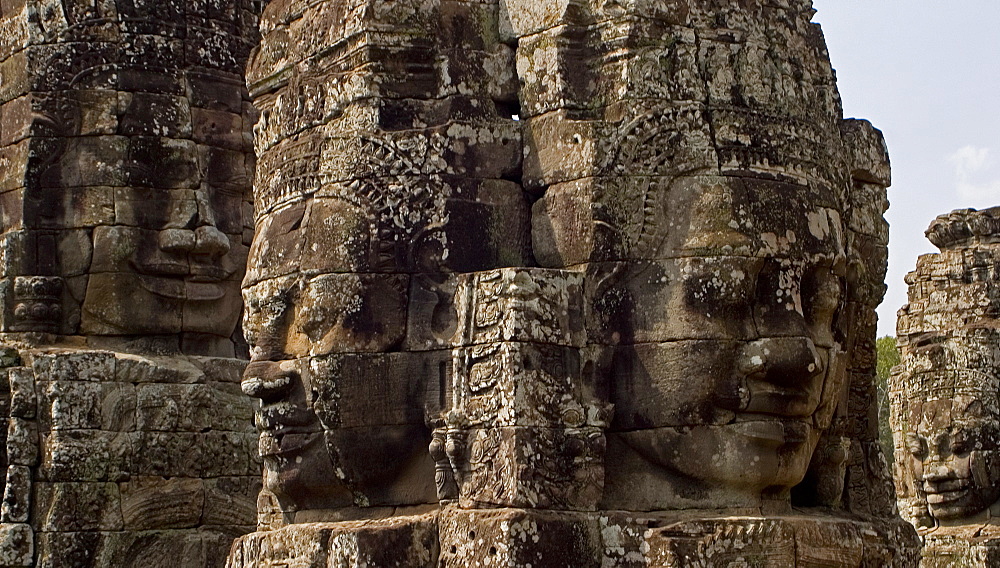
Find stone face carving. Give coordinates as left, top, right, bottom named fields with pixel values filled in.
left=0, top=0, right=257, bottom=357
left=892, top=207, right=1000, bottom=565
left=240, top=0, right=529, bottom=520
left=0, top=0, right=262, bottom=563
left=230, top=0, right=918, bottom=566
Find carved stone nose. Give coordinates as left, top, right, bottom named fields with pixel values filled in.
left=738, top=337, right=823, bottom=387
left=736, top=337, right=826, bottom=416
left=194, top=225, right=231, bottom=256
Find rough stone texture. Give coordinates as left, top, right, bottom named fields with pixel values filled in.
left=0, top=349, right=260, bottom=568
left=0, top=0, right=258, bottom=357
left=0, top=0, right=262, bottom=562
left=892, top=207, right=1000, bottom=566
left=229, top=0, right=918, bottom=566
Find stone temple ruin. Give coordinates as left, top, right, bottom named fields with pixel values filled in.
left=892, top=208, right=1000, bottom=567
left=0, top=0, right=261, bottom=564
left=0, top=0, right=927, bottom=566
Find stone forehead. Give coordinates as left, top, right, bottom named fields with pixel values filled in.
left=668, top=176, right=847, bottom=257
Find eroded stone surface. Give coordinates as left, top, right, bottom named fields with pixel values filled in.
left=0, top=0, right=262, bottom=562
left=892, top=207, right=1000, bottom=566
left=230, top=0, right=916, bottom=566
left=0, top=349, right=260, bottom=568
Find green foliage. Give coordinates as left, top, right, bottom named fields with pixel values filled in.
left=875, top=336, right=899, bottom=464
left=876, top=336, right=900, bottom=384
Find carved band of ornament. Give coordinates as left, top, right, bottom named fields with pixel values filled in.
left=467, top=345, right=502, bottom=395
left=9, top=277, right=63, bottom=332
left=901, top=368, right=1000, bottom=398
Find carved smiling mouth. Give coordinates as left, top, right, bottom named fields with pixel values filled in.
left=729, top=414, right=812, bottom=446
left=132, top=261, right=232, bottom=300
left=259, top=429, right=323, bottom=457
left=256, top=402, right=322, bottom=457
left=924, top=479, right=971, bottom=505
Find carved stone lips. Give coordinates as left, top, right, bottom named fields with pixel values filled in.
left=257, top=403, right=322, bottom=458
left=742, top=390, right=819, bottom=418
left=259, top=429, right=321, bottom=457
left=133, top=262, right=231, bottom=300
left=729, top=415, right=811, bottom=445
left=257, top=402, right=316, bottom=431
left=924, top=478, right=971, bottom=504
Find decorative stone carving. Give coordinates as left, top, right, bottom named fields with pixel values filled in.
left=0, top=0, right=262, bottom=562
left=230, top=0, right=918, bottom=566
left=892, top=207, right=1000, bottom=566
left=239, top=0, right=530, bottom=523
left=0, top=0, right=258, bottom=356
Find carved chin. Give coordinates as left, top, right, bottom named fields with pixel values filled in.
left=621, top=421, right=820, bottom=492
left=262, top=438, right=354, bottom=511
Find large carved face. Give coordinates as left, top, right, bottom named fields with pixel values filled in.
left=906, top=394, right=1000, bottom=520
left=76, top=95, right=250, bottom=341
left=900, top=332, right=1000, bottom=521
left=241, top=198, right=434, bottom=513
left=612, top=176, right=847, bottom=500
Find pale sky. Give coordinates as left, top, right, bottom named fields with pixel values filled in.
left=810, top=1, right=1000, bottom=337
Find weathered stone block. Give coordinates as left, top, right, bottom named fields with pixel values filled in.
left=39, top=429, right=131, bottom=482
left=202, top=476, right=259, bottom=528
left=454, top=342, right=600, bottom=429
left=307, top=352, right=430, bottom=430
left=521, top=105, right=717, bottom=190
left=1, top=465, right=31, bottom=522
left=29, top=349, right=114, bottom=382
left=114, top=353, right=205, bottom=384
left=226, top=514, right=439, bottom=568
left=457, top=426, right=604, bottom=510
left=129, top=430, right=255, bottom=478
left=34, top=530, right=100, bottom=568
left=842, top=118, right=891, bottom=187
left=0, top=523, right=33, bottom=567
left=32, top=481, right=123, bottom=531
left=439, top=508, right=604, bottom=568
left=6, top=417, right=38, bottom=465
left=135, top=382, right=250, bottom=432
left=38, top=380, right=103, bottom=429
left=120, top=477, right=204, bottom=530
left=454, top=268, right=585, bottom=348
left=7, top=366, right=35, bottom=418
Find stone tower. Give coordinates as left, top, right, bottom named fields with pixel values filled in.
left=893, top=207, right=1000, bottom=566
left=0, top=0, right=262, bottom=564
left=228, top=0, right=919, bottom=566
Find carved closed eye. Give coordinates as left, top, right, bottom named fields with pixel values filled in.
left=907, top=432, right=928, bottom=459
left=951, top=431, right=973, bottom=456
